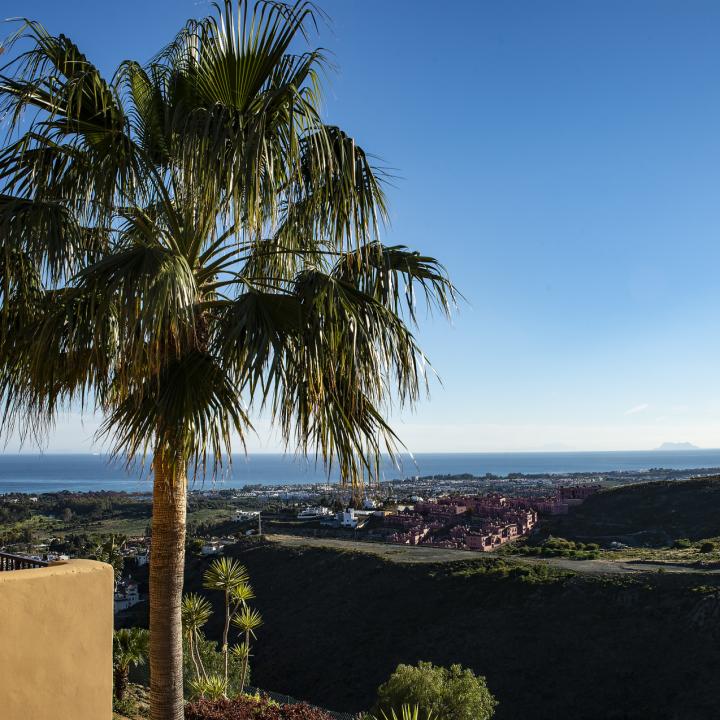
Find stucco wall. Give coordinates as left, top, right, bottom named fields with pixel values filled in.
left=0, top=559, right=114, bottom=720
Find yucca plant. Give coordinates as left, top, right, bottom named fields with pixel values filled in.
left=203, top=557, right=249, bottom=688
left=0, top=2, right=455, bottom=718
left=181, top=593, right=213, bottom=684
left=231, top=606, right=263, bottom=693
left=368, top=706, right=435, bottom=720
left=188, top=673, right=228, bottom=701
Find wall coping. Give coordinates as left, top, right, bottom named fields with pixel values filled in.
left=0, top=558, right=112, bottom=584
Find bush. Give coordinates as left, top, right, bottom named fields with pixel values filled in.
left=184, top=696, right=333, bottom=719
left=373, top=661, right=497, bottom=720
left=699, top=542, right=715, bottom=553
left=673, top=538, right=692, bottom=549
left=113, top=694, right=138, bottom=716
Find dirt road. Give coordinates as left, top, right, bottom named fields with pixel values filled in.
left=266, top=533, right=720, bottom=575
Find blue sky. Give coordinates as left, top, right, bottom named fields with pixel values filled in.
left=6, top=0, right=720, bottom=452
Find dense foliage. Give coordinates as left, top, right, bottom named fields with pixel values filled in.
left=517, top=536, right=600, bottom=559
left=184, top=696, right=333, bottom=720
left=373, top=661, right=496, bottom=720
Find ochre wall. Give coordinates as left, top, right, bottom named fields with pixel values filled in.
left=0, top=559, right=114, bottom=720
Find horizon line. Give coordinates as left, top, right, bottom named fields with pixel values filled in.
left=1, top=447, right=718, bottom=456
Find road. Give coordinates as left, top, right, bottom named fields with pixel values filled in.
left=266, top=534, right=720, bottom=575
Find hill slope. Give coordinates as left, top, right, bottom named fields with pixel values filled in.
left=548, top=477, right=720, bottom=546
left=175, top=540, right=720, bottom=720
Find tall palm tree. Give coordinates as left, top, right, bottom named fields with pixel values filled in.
left=113, top=627, right=150, bottom=702
left=0, top=2, right=455, bottom=719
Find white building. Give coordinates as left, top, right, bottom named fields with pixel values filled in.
left=114, top=581, right=141, bottom=613
left=339, top=509, right=358, bottom=528
left=201, top=541, right=221, bottom=555
left=298, top=506, right=333, bottom=520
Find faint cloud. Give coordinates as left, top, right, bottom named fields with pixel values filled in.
left=624, top=403, right=649, bottom=416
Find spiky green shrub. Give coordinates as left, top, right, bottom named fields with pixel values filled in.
left=366, top=705, right=435, bottom=720
left=189, top=673, right=228, bottom=701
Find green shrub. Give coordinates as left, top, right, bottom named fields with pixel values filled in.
left=673, top=538, right=692, bottom=549
left=373, top=661, right=497, bottom=720
left=112, top=693, right=137, bottom=716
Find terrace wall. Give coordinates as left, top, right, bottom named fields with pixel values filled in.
left=0, top=559, right=114, bottom=720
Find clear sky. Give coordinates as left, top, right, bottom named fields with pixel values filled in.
left=6, top=0, right=720, bottom=453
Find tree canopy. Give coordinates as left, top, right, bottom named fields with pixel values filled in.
left=0, top=0, right=455, bottom=490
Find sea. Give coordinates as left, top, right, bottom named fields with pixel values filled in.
left=0, top=449, right=719, bottom=494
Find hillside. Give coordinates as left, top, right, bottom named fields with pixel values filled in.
left=117, top=479, right=720, bottom=719
left=546, top=477, right=720, bottom=546
left=140, top=539, right=720, bottom=720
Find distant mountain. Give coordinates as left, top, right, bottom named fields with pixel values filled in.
left=655, top=442, right=700, bottom=451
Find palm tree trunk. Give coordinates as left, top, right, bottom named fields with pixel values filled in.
left=150, top=448, right=187, bottom=720
left=114, top=665, right=129, bottom=701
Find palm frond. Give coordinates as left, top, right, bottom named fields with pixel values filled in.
left=181, top=593, right=213, bottom=632
left=100, top=351, right=249, bottom=473
left=333, top=242, right=457, bottom=323
left=203, top=557, right=250, bottom=591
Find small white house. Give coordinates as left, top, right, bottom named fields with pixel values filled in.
left=114, top=580, right=141, bottom=613
left=339, top=509, right=358, bottom=528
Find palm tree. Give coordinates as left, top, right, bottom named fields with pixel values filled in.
left=0, top=2, right=455, bottom=719
left=93, top=534, right=127, bottom=587
left=202, top=556, right=249, bottom=687
left=113, top=628, right=150, bottom=702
